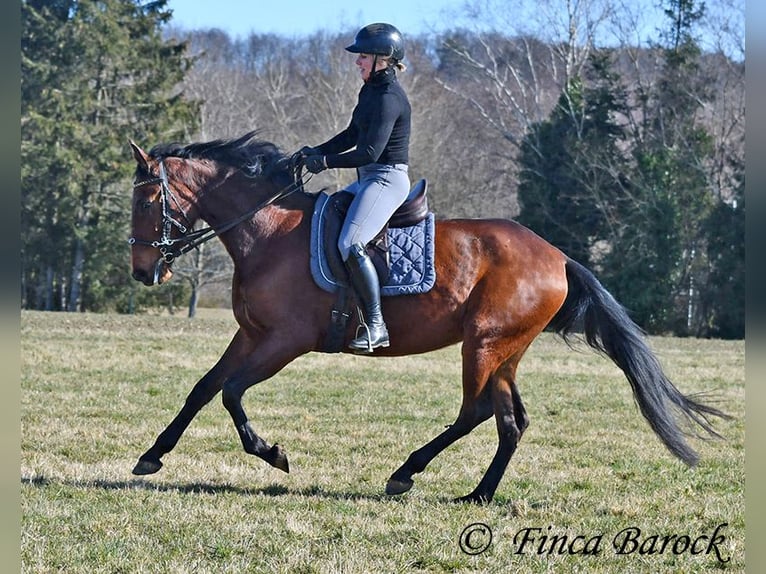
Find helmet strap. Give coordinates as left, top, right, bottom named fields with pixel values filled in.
left=367, top=54, right=393, bottom=83
left=365, top=54, right=381, bottom=83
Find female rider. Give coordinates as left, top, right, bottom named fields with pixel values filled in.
left=301, top=23, right=411, bottom=353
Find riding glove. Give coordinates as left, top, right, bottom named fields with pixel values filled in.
left=304, top=155, right=327, bottom=174
left=299, top=146, right=318, bottom=157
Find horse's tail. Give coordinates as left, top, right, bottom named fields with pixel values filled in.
left=547, top=257, right=730, bottom=466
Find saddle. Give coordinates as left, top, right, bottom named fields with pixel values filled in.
left=389, top=178, right=430, bottom=227
left=310, top=179, right=436, bottom=296
left=310, top=179, right=437, bottom=353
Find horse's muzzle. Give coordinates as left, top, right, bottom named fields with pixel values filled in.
left=132, top=268, right=157, bottom=286
left=132, top=258, right=172, bottom=286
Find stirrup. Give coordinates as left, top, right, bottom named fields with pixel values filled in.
left=349, top=322, right=390, bottom=354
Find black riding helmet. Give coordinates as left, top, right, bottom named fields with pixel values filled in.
left=345, top=23, right=405, bottom=62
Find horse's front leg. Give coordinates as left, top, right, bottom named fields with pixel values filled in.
left=221, top=333, right=308, bottom=473
left=132, top=328, right=252, bottom=475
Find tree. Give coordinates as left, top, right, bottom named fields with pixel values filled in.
left=600, top=0, right=717, bottom=334
left=699, top=166, right=744, bottom=338
left=21, top=0, right=199, bottom=312
left=517, top=50, right=630, bottom=269
left=434, top=0, right=611, bottom=149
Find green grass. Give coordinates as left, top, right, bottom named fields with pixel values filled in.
left=21, top=310, right=745, bottom=573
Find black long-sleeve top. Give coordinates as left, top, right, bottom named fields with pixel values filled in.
left=316, top=67, right=411, bottom=168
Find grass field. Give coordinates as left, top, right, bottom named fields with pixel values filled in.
left=21, top=309, right=744, bottom=573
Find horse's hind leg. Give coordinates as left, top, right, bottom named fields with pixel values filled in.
left=456, top=361, right=528, bottom=504
left=386, top=390, right=493, bottom=496
left=386, top=341, right=496, bottom=496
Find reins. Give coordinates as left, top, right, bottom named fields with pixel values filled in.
left=129, top=152, right=310, bottom=264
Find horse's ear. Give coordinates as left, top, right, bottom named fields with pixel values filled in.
left=129, top=139, right=150, bottom=171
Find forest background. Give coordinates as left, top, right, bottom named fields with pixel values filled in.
left=20, top=0, right=745, bottom=338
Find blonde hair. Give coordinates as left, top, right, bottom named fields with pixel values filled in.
left=380, top=57, right=406, bottom=73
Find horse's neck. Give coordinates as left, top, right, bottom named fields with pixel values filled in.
left=202, top=186, right=314, bottom=266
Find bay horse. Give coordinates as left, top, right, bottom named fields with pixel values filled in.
left=128, top=131, right=728, bottom=503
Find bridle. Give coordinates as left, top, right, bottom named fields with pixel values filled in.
left=128, top=153, right=309, bottom=267
left=129, top=160, right=192, bottom=264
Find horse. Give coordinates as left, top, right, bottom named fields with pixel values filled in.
left=127, top=131, right=728, bottom=503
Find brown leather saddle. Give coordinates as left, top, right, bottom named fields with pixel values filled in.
left=320, top=179, right=429, bottom=285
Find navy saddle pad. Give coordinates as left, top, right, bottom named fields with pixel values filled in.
left=309, top=182, right=436, bottom=296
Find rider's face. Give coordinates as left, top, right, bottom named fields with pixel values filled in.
left=355, top=53, right=385, bottom=81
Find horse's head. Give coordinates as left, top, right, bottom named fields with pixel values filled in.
left=128, top=131, right=306, bottom=286
left=128, top=140, right=194, bottom=286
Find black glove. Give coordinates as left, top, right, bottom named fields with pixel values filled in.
left=304, top=155, right=327, bottom=174
left=299, top=146, right=318, bottom=157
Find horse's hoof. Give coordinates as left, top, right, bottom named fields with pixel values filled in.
left=269, top=444, right=290, bottom=473
left=385, top=478, right=414, bottom=496
left=453, top=493, right=491, bottom=505
left=132, top=458, right=163, bottom=475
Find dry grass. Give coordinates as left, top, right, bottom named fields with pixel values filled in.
left=21, top=310, right=744, bottom=573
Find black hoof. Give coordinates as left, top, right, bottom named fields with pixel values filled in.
left=453, top=493, right=492, bottom=505
left=132, top=458, right=163, bottom=476
left=385, top=477, right=414, bottom=496
left=268, top=444, right=290, bottom=473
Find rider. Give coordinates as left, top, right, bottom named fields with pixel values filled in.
left=300, top=23, right=411, bottom=353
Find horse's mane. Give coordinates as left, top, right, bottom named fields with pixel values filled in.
left=148, top=130, right=289, bottom=180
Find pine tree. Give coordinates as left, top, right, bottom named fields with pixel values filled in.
left=21, top=0, right=199, bottom=311
left=701, top=165, right=744, bottom=338
left=602, top=0, right=716, bottom=333
left=517, top=50, right=629, bottom=270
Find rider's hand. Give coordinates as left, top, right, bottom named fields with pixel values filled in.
left=304, top=155, right=327, bottom=174
left=299, top=146, right=318, bottom=157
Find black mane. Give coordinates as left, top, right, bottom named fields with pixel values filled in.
left=148, top=131, right=289, bottom=179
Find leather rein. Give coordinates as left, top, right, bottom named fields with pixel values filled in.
left=128, top=153, right=308, bottom=264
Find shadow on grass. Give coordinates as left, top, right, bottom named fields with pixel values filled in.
left=21, top=474, right=401, bottom=503
left=21, top=474, right=533, bottom=507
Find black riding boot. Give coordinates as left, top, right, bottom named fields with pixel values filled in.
left=344, top=242, right=390, bottom=353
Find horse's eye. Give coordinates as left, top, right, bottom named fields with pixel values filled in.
left=138, top=199, right=153, bottom=211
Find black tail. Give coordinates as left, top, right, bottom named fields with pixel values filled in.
left=547, top=258, right=731, bottom=466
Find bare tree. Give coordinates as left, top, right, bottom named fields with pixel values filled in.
left=171, top=232, right=232, bottom=317
left=435, top=0, right=612, bottom=146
